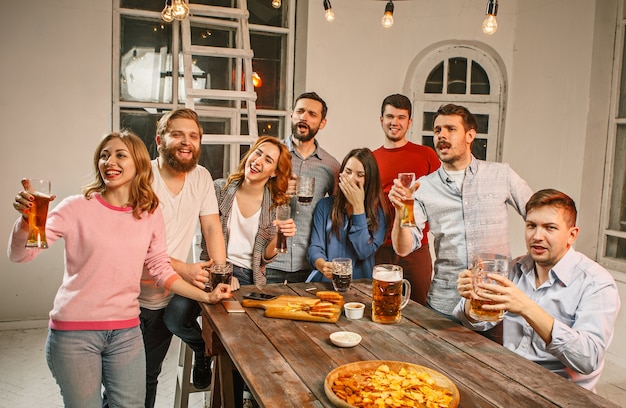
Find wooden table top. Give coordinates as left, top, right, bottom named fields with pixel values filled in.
left=200, top=280, right=618, bottom=408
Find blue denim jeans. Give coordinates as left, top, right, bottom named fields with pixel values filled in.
left=46, top=327, right=145, bottom=408
left=163, top=296, right=204, bottom=354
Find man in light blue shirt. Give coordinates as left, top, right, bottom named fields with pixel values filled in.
left=453, top=189, right=620, bottom=391
left=390, top=104, right=533, bottom=319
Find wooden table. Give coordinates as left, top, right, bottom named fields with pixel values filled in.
left=200, top=280, right=618, bottom=408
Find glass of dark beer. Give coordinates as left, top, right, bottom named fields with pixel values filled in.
left=274, top=204, right=291, bottom=253
left=25, top=179, right=52, bottom=248
left=296, top=176, right=315, bottom=206
left=331, top=258, right=352, bottom=292
left=207, top=263, right=233, bottom=292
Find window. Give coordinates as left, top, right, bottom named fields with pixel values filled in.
left=113, top=0, right=295, bottom=179
left=408, top=44, right=505, bottom=161
left=599, top=0, right=626, bottom=271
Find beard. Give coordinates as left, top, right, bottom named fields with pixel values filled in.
left=158, top=140, right=199, bottom=173
left=291, top=121, right=319, bottom=142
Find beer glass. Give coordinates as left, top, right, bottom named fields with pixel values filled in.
left=296, top=176, right=315, bottom=206
left=398, top=172, right=416, bottom=227
left=469, top=254, right=509, bottom=322
left=206, top=263, right=233, bottom=292
left=372, top=264, right=411, bottom=324
left=25, top=179, right=52, bottom=248
left=331, top=258, right=352, bottom=292
left=275, top=204, right=291, bottom=253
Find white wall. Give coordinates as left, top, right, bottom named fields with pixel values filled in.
left=0, top=0, right=619, bottom=322
left=0, top=0, right=112, bottom=322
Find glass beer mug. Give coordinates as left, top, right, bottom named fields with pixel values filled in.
left=372, top=264, right=411, bottom=324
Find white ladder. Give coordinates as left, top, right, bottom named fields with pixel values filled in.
left=180, top=0, right=258, bottom=147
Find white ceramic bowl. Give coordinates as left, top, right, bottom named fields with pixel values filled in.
left=344, top=302, right=365, bottom=320
left=330, top=331, right=362, bottom=348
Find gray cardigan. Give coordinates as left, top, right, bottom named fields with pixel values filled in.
left=205, top=178, right=278, bottom=285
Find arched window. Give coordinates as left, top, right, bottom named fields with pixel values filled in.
left=406, top=43, right=506, bottom=162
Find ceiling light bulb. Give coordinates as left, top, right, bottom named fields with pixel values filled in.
left=171, top=0, right=189, bottom=20
left=381, top=1, right=394, bottom=28
left=161, top=5, right=174, bottom=22
left=323, top=0, right=335, bottom=22
left=482, top=0, right=498, bottom=35
left=482, top=15, right=498, bottom=34
left=272, top=0, right=281, bottom=9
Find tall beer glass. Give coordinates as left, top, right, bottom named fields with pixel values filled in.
left=398, top=173, right=415, bottom=227
left=26, top=179, right=52, bottom=248
left=372, top=264, right=411, bottom=324
left=275, top=204, right=291, bottom=253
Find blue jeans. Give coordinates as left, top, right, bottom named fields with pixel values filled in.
left=163, top=296, right=204, bottom=354
left=47, top=327, right=145, bottom=408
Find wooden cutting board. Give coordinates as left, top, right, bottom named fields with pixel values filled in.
left=241, top=295, right=342, bottom=323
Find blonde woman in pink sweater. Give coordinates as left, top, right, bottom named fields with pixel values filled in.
left=8, top=131, right=231, bottom=408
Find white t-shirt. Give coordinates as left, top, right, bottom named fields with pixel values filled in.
left=445, top=169, right=465, bottom=191
left=139, top=160, right=219, bottom=310
left=227, top=196, right=260, bottom=270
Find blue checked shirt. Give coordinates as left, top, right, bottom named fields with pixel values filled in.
left=270, top=136, right=340, bottom=273
left=408, top=156, right=533, bottom=315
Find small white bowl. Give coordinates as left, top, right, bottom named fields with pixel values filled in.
left=344, top=302, right=365, bottom=320
left=330, top=331, right=362, bottom=348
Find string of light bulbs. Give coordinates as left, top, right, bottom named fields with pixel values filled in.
left=267, top=0, right=499, bottom=33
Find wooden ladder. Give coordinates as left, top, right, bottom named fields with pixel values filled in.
left=180, top=0, right=258, bottom=148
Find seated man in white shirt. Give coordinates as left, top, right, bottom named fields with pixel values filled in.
left=453, top=189, right=621, bottom=391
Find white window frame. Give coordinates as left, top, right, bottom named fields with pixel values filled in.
left=598, top=0, right=626, bottom=272
left=407, top=43, right=506, bottom=162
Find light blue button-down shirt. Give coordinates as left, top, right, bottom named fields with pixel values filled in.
left=408, top=156, right=533, bottom=315
left=453, top=249, right=621, bottom=391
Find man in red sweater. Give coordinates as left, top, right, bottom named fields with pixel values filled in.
left=372, top=94, right=441, bottom=305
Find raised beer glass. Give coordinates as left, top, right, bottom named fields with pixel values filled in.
left=469, top=254, right=509, bottom=322
left=398, top=172, right=415, bottom=227
left=372, top=264, right=411, bottom=324
left=25, top=179, right=52, bottom=248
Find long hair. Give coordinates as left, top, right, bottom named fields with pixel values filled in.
left=225, top=136, right=292, bottom=206
left=82, top=130, right=159, bottom=219
left=330, top=148, right=388, bottom=239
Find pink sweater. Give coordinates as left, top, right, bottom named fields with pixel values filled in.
left=8, top=194, right=180, bottom=330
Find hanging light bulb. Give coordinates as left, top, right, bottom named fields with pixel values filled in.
left=482, top=0, right=498, bottom=35
left=252, top=72, right=262, bottom=88
left=171, top=0, right=190, bottom=21
left=381, top=0, right=394, bottom=29
left=323, top=0, right=335, bottom=22
left=161, top=0, right=174, bottom=22
left=272, top=0, right=281, bottom=9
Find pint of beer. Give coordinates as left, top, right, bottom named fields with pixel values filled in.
left=26, top=179, right=52, bottom=249
left=398, top=173, right=415, bottom=227
left=372, top=264, right=411, bottom=324
left=469, top=255, right=509, bottom=322
left=296, top=176, right=315, bottom=206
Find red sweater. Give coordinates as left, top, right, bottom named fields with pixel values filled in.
left=373, top=142, right=441, bottom=246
